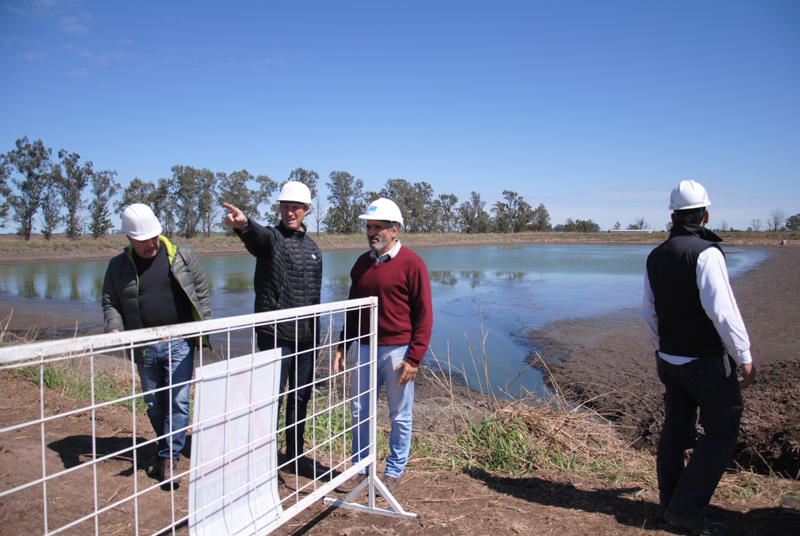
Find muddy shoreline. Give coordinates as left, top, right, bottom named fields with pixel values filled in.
left=528, top=245, right=800, bottom=476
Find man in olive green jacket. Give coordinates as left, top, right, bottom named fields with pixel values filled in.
left=102, top=204, right=212, bottom=485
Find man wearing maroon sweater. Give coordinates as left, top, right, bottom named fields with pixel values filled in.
left=334, top=198, right=433, bottom=494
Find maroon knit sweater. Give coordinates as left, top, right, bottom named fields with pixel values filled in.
left=341, top=246, right=433, bottom=366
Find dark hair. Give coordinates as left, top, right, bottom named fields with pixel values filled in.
left=674, top=207, right=706, bottom=225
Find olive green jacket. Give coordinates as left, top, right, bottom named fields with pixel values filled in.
left=102, top=236, right=212, bottom=363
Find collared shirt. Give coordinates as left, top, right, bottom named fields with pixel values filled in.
left=369, top=240, right=402, bottom=264
left=643, top=246, right=752, bottom=366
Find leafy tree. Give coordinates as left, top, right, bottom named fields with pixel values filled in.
left=217, top=170, right=261, bottom=234
left=530, top=204, right=552, bottom=232
left=627, top=217, right=648, bottom=230
left=457, top=191, right=491, bottom=234
left=255, top=173, right=278, bottom=223
left=492, top=190, right=532, bottom=233
left=56, top=150, right=92, bottom=239
left=562, top=218, right=599, bottom=233
left=613, top=221, right=621, bottom=230
left=153, top=178, right=177, bottom=238
left=750, top=218, right=762, bottom=232
left=576, top=219, right=600, bottom=233
left=0, top=159, right=10, bottom=226
left=171, top=165, right=216, bottom=238
left=39, top=170, right=64, bottom=240
left=786, top=213, right=800, bottom=231
left=768, top=208, right=786, bottom=231
left=4, top=136, right=52, bottom=240
left=430, top=193, right=458, bottom=232
left=88, top=170, right=120, bottom=239
left=116, top=177, right=158, bottom=212
left=324, top=171, right=365, bottom=234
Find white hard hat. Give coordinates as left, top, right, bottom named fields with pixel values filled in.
left=669, top=180, right=711, bottom=210
left=121, top=203, right=162, bottom=240
left=359, top=198, right=404, bottom=227
left=277, top=181, right=312, bottom=205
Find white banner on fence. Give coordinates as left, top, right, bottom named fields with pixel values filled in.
left=189, top=349, right=283, bottom=536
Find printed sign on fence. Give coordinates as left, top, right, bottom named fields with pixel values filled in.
left=189, top=349, right=283, bottom=536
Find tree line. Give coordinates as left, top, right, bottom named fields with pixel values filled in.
left=0, top=136, right=557, bottom=240
left=4, top=137, right=796, bottom=240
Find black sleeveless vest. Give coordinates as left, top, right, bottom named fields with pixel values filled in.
left=646, top=224, right=726, bottom=358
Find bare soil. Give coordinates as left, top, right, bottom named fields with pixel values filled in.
left=530, top=246, right=800, bottom=480
left=2, top=243, right=799, bottom=535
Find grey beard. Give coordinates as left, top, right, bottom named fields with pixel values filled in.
left=369, top=235, right=391, bottom=252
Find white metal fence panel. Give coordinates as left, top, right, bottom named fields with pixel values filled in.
left=0, top=297, right=413, bottom=536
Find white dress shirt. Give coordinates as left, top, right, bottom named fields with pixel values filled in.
left=643, top=246, right=752, bottom=367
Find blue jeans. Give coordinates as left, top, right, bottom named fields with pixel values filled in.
left=137, top=339, right=194, bottom=461
left=350, top=344, right=414, bottom=478
left=656, top=355, right=743, bottom=523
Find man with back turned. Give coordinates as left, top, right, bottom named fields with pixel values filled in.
left=643, top=180, right=756, bottom=536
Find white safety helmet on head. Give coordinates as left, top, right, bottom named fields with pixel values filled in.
left=359, top=198, right=404, bottom=227
left=277, top=181, right=312, bottom=206
left=669, top=180, right=711, bottom=211
left=121, top=203, right=162, bottom=240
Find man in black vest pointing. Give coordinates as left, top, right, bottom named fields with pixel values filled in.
left=643, top=180, right=756, bottom=536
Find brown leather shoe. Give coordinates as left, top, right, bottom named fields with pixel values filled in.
left=336, top=472, right=366, bottom=493
left=382, top=474, right=401, bottom=494
left=163, top=458, right=182, bottom=485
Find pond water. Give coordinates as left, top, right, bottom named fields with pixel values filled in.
left=0, top=244, right=769, bottom=397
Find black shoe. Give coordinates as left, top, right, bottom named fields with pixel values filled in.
left=146, top=455, right=163, bottom=480
left=286, top=456, right=332, bottom=481
left=663, top=509, right=729, bottom=536
left=657, top=504, right=668, bottom=520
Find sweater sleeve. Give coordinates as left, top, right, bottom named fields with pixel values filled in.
left=405, top=257, right=433, bottom=366
left=340, top=256, right=365, bottom=350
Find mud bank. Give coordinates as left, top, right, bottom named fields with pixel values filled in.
left=528, top=246, right=800, bottom=477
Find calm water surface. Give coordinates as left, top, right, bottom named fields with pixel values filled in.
left=0, top=244, right=769, bottom=396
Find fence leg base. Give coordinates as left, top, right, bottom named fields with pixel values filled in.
left=323, top=476, right=417, bottom=519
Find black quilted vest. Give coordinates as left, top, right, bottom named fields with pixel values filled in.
left=236, top=220, right=322, bottom=343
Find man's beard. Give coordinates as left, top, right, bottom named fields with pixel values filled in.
left=369, top=234, right=391, bottom=252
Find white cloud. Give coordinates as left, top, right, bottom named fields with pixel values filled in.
left=22, top=52, right=45, bottom=59
left=60, top=15, right=89, bottom=35
left=119, top=39, right=134, bottom=45
left=66, top=67, right=91, bottom=77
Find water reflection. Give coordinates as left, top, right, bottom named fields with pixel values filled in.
left=429, top=271, right=458, bottom=287
left=496, top=271, right=525, bottom=281
left=0, top=245, right=770, bottom=398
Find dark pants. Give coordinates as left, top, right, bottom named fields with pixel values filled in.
left=656, top=355, right=743, bottom=523
left=257, top=334, right=315, bottom=460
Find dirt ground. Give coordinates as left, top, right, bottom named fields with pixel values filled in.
left=530, top=246, right=800, bottom=480
left=2, top=244, right=800, bottom=535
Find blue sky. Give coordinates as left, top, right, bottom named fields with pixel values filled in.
left=2, top=0, right=798, bottom=232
